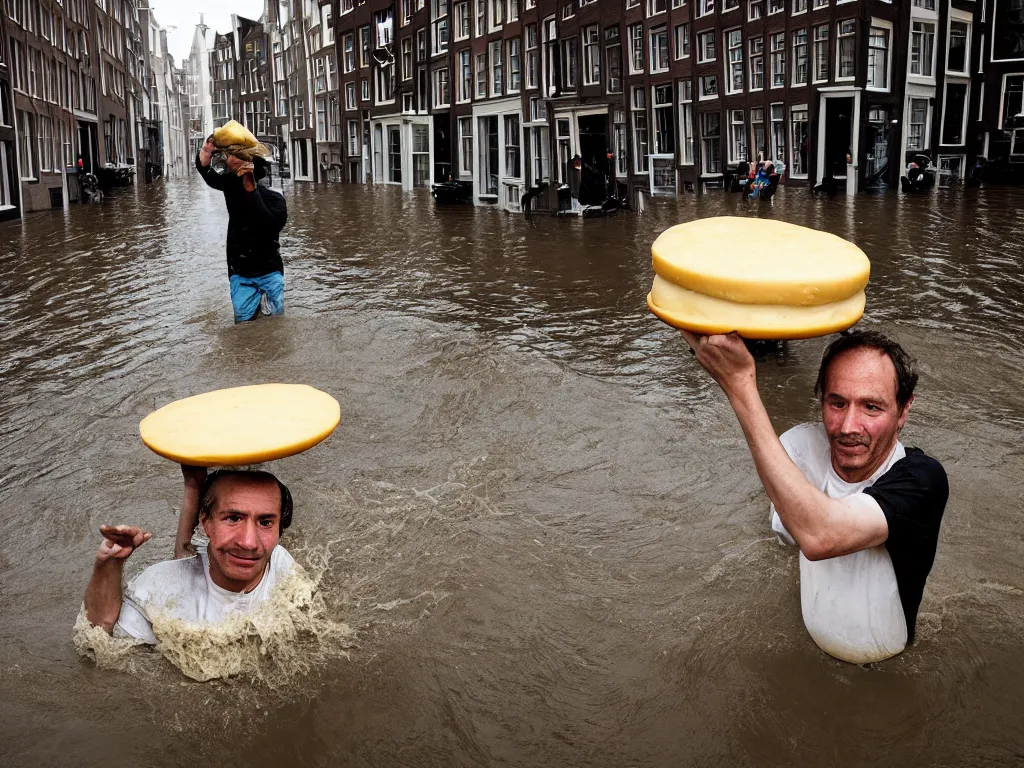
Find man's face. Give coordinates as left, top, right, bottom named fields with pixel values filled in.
left=200, top=476, right=282, bottom=593
left=820, top=347, right=912, bottom=484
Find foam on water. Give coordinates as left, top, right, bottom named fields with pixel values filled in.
left=74, top=557, right=354, bottom=685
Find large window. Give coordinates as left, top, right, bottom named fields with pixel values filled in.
left=770, top=103, right=784, bottom=162
left=770, top=32, right=786, bottom=88
left=867, top=25, right=889, bottom=90
left=630, top=24, right=645, bottom=73
left=343, top=34, right=355, bottom=72
left=433, top=66, right=450, bottom=107
left=726, top=29, right=743, bottom=93
left=910, top=22, right=934, bottom=78
left=813, top=24, right=828, bottom=82
left=459, top=116, right=473, bottom=174
left=947, top=21, right=968, bottom=74
left=526, top=24, right=539, bottom=89
left=490, top=40, right=504, bottom=96
left=583, top=26, right=601, bottom=85
left=750, top=107, right=765, bottom=160
left=562, top=36, right=579, bottom=90
left=632, top=86, right=649, bottom=172
left=653, top=84, right=675, bottom=154
left=508, top=38, right=521, bottom=91
left=836, top=20, right=855, bottom=80
left=907, top=97, right=929, bottom=150
left=613, top=110, right=628, bottom=176
left=790, top=106, right=808, bottom=176
left=432, top=0, right=449, bottom=55
left=476, top=52, right=487, bottom=98
left=455, top=1, right=471, bottom=40
left=606, top=27, right=622, bottom=93
left=679, top=80, right=694, bottom=165
left=1001, top=76, right=1024, bottom=128
left=19, top=110, right=36, bottom=180
left=458, top=49, right=472, bottom=101
left=412, top=124, right=429, bottom=188
left=941, top=82, right=967, bottom=145
left=650, top=26, right=669, bottom=73
left=675, top=24, right=690, bottom=59
left=792, top=29, right=808, bottom=86
left=699, top=111, right=721, bottom=174
left=504, top=115, right=520, bottom=177
left=750, top=37, right=764, bottom=90
left=729, top=109, right=746, bottom=162
left=697, top=30, right=716, bottom=63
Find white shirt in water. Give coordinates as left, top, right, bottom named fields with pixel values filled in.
left=113, top=546, right=296, bottom=645
left=770, top=423, right=908, bottom=663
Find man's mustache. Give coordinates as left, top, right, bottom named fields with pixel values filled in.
left=835, top=434, right=870, bottom=447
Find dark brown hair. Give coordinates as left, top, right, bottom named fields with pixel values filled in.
left=197, top=469, right=293, bottom=533
left=814, top=330, right=919, bottom=409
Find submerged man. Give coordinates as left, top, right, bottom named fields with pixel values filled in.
left=196, top=138, right=287, bottom=323
left=83, top=469, right=297, bottom=643
left=681, top=329, right=948, bottom=663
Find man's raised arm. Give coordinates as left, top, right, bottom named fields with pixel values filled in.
left=195, top=136, right=230, bottom=191
left=680, top=331, right=888, bottom=561
left=83, top=525, right=152, bottom=633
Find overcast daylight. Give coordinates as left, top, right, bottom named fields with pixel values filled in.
left=3, top=0, right=1024, bottom=764
left=149, top=0, right=266, bottom=66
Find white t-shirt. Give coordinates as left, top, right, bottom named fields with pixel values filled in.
left=113, top=546, right=296, bottom=645
left=770, top=423, right=908, bottom=663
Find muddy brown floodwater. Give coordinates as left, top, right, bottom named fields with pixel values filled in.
left=1, top=179, right=1023, bottom=767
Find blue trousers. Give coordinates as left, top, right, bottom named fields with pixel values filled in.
left=229, top=272, right=284, bottom=323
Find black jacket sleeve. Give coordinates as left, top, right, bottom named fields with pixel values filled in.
left=195, top=151, right=230, bottom=191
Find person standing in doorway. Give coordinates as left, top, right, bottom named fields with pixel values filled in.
left=196, top=125, right=288, bottom=323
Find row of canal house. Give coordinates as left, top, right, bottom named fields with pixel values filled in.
left=0, top=0, right=191, bottom=223
left=317, top=0, right=1021, bottom=210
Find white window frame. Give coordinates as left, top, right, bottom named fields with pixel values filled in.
left=866, top=20, right=892, bottom=93
left=725, top=28, right=744, bottom=94
left=835, top=19, right=856, bottom=82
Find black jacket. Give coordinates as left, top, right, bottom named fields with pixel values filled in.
left=195, top=153, right=288, bottom=278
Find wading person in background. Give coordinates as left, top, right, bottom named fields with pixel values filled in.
left=681, top=329, right=948, bottom=663
left=196, top=121, right=287, bottom=323
left=83, top=468, right=297, bottom=643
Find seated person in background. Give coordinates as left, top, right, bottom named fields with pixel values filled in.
left=83, top=468, right=297, bottom=644
left=680, top=329, right=948, bottom=663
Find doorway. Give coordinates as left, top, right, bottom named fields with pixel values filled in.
left=577, top=114, right=610, bottom=205
left=824, top=97, right=853, bottom=178
left=863, top=107, right=891, bottom=190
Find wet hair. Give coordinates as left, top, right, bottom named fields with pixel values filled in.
left=814, top=329, right=919, bottom=410
left=197, top=469, right=293, bottom=533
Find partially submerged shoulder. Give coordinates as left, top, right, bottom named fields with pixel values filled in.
left=126, top=555, right=205, bottom=603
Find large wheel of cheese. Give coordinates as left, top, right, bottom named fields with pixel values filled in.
left=140, top=384, right=340, bottom=466
left=648, top=217, right=870, bottom=339
left=651, top=217, right=870, bottom=306
left=648, top=278, right=866, bottom=339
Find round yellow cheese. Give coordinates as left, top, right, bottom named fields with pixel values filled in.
left=140, top=384, right=340, bottom=466
left=648, top=277, right=866, bottom=339
left=651, top=217, right=870, bottom=307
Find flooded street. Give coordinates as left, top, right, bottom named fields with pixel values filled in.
left=1, top=179, right=1023, bottom=766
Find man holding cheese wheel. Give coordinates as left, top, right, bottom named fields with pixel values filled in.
left=83, top=468, right=298, bottom=644
left=196, top=121, right=288, bottom=323
left=681, top=329, right=948, bottom=663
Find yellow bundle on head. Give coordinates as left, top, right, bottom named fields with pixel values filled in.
left=647, top=217, right=870, bottom=340
left=212, top=119, right=271, bottom=160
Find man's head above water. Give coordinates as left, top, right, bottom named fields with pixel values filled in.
left=196, top=470, right=294, bottom=593
left=813, top=330, right=919, bottom=484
